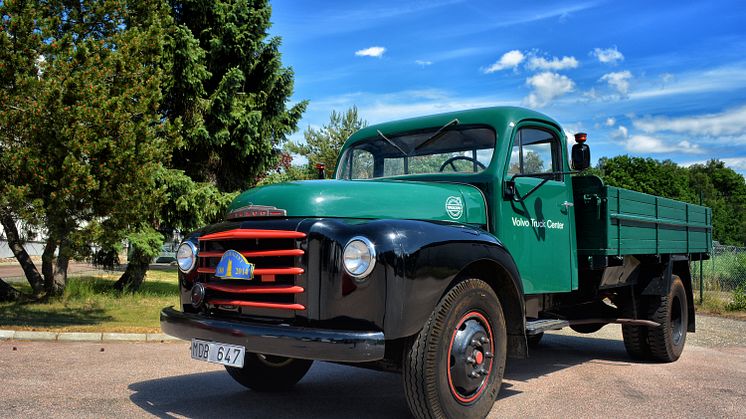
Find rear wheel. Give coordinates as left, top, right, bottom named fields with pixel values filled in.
left=647, top=275, right=688, bottom=362
left=403, top=279, right=507, bottom=419
left=622, top=323, right=650, bottom=360
left=621, top=274, right=688, bottom=362
left=225, top=353, right=313, bottom=392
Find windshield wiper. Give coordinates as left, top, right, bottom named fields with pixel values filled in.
left=414, top=118, right=459, bottom=151
left=377, top=130, right=408, bottom=156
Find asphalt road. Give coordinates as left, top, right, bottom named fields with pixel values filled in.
left=1, top=316, right=744, bottom=418
left=0, top=262, right=175, bottom=283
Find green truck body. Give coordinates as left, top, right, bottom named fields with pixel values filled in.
left=163, top=106, right=712, bottom=419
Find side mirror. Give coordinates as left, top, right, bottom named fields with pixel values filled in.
left=571, top=133, right=591, bottom=171
left=503, top=180, right=516, bottom=200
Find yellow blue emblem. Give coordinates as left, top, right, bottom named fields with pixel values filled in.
left=215, top=250, right=255, bottom=280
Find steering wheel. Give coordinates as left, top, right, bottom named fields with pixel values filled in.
left=439, top=156, right=486, bottom=172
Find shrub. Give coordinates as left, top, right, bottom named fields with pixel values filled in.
left=727, top=284, right=746, bottom=311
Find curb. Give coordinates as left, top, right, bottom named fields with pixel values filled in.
left=0, top=329, right=180, bottom=343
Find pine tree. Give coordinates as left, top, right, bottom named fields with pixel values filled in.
left=114, top=0, right=308, bottom=291
left=166, top=0, right=307, bottom=192
left=287, top=107, right=367, bottom=178
left=0, top=0, right=175, bottom=298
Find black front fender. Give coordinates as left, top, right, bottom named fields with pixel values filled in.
left=379, top=220, right=525, bottom=341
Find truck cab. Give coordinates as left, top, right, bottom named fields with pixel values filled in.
left=161, top=106, right=711, bottom=419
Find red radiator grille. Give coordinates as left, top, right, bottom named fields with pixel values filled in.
left=197, top=229, right=306, bottom=314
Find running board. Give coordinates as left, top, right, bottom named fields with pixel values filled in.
left=526, top=318, right=660, bottom=335
left=526, top=319, right=569, bottom=335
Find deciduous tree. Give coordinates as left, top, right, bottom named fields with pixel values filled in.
left=595, top=156, right=746, bottom=245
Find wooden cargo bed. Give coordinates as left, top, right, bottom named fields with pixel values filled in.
left=572, top=176, right=712, bottom=257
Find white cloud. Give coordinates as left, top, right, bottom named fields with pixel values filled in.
left=630, top=65, right=746, bottom=101
left=583, top=87, right=599, bottom=100
left=600, top=70, right=632, bottom=96
left=633, top=105, right=746, bottom=136
left=715, top=157, right=746, bottom=171
left=309, top=89, right=521, bottom=125
left=592, top=46, right=624, bottom=64
left=660, top=73, right=674, bottom=85
left=605, top=117, right=616, bottom=127
left=624, top=135, right=703, bottom=154
left=610, top=125, right=629, bottom=139
left=526, top=55, right=579, bottom=71
left=415, top=60, right=433, bottom=67
left=681, top=158, right=746, bottom=173
left=355, top=46, right=386, bottom=58
left=524, top=72, right=575, bottom=108
left=484, top=50, right=525, bottom=73
left=617, top=125, right=629, bottom=139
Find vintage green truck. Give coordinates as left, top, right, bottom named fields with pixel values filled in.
left=161, top=107, right=712, bottom=419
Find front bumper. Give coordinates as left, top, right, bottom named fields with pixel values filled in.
left=160, top=307, right=385, bottom=363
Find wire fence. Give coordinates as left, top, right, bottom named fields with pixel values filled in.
left=692, top=244, right=746, bottom=306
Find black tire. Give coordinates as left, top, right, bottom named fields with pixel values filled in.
left=622, top=296, right=651, bottom=360
left=526, top=332, right=543, bottom=348
left=403, top=279, right=507, bottom=419
left=622, top=323, right=650, bottom=360
left=225, top=353, right=313, bottom=392
left=646, top=275, right=688, bottom=362
left=570, top=323, right=605, bottom=334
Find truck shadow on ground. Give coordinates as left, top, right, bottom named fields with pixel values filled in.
left=128, top=333, right=635, bottom=418
left=499, top=332, right=635, bottom=400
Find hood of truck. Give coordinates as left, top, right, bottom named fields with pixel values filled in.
left=227, top=180, right=487, bottom=225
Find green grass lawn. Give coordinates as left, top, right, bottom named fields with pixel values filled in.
left=0, top=269, right=180, bottom=333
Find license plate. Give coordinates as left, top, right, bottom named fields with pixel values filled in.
left=191, top=339, right=245, bottom=368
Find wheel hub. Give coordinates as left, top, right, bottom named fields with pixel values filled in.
left=448, top=312, right=494, bottom=403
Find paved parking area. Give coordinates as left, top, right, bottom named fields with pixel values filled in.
left=0, top=316, right=744, bottom=418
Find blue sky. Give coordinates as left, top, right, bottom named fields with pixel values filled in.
left=270, top=0, right=746, bottom=175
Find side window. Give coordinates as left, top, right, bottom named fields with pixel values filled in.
left=507, top=128, right=561, bottom=179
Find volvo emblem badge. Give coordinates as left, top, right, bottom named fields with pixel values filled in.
left=445, top=196, right=464, bottom=220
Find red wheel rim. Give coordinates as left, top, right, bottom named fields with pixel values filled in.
left=446, top=311, right=494, bottom=404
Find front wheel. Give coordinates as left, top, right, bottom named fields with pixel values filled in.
left=225, top=353, right=313, bottom=392
left=403, top=279, right=507, bottom=419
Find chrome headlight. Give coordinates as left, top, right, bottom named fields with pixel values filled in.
left=343, top=236, right=376, bottom=279
left=176, top=241, right=198, bottom=273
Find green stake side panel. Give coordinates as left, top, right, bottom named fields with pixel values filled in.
left=573, top=176, right=712, bottom=256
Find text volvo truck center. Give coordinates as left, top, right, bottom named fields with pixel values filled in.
left=161, top=107, right=712, bottom=419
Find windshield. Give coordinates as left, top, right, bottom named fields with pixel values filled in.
left=336, top=125, right=496, bottom=179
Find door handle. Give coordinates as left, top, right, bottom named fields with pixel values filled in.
left=561, top=201, right=574, bottom=208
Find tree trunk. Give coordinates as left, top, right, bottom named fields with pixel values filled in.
left=0, top=278, right=23, bottom=302
left=44, top=244, right=70, bottom=296
left=0, top=212, right=45, bottom=296
left=114, top=246, right=150, bottom=292
left=42, top=239, right=69, bottom=297
left=41, top=239, right=57, bottom=286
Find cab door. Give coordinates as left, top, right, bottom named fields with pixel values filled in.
left=497, top=125, right=575, bottom=294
